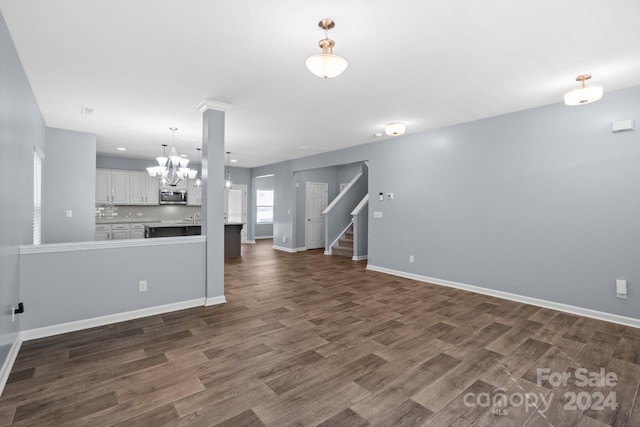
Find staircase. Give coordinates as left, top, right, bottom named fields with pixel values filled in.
left=332, top=226, right=353, bottom=258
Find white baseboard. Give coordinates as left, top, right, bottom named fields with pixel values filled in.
left=324, top=250, right=332, bottom=255
left=255, top=236, right=273, bottom=240
left=21, top=298, right=206, bottom=342
left=244, top=240, right=256, bottom=245
left=352, top=255, right=368, bottom=261
left=0, top=334, right=22, bottom=397
left=366, top=265, right=640, bottom=329
left=205, top=296, right=227, bottom=306
left=295, top=247, right=308, bottom=252
left=272, top=245, right=297, bottom=253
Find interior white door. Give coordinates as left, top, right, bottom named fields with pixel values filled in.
left=305, top=182, right=328, bottom=249
left=225, top=184, right=248, bottom=243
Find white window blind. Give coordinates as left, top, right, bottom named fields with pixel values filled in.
left=33, top=147, right=43, bottom=245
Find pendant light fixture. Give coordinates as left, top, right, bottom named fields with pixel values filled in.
left=146, top=127, right=195, bottom=186
left=224, top=151, right=232, bottom=189
left=564, top=74, right=603, bottom=106
left=305, top=19, right=348, bottom=79
left=194, top=147, right=202, bottom=187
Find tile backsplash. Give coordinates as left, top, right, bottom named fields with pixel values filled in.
left=96, top=205, right=201, bottom=221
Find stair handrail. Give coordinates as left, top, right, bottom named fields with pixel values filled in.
left=351, top=194, right=369, bottom=217
left=322, top=172, right=363, bottom=215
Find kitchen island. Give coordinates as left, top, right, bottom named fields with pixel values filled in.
left=144, top=223, right=201, bottom=238
left=144, top=222, right=244, bottom=257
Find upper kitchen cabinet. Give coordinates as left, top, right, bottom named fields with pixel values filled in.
left=130, top=171, right=159, bottom=205
left=96, top=169, right=129, bottom=204
left=187, top=178, right=202, bottom=206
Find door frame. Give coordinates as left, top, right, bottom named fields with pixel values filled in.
left=225, top=184, right=248, bottom=243
left=305, top=181, right=328, bottom=249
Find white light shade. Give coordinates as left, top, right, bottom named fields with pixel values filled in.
left=146, top=167, right=157, bottom=177
left=385, top=122, right=406, bottom=136
left=224, top=179, right=232, bottom=189
left=187, top=170, right=197, bottom=179
left=305, top=54, right=348, bottom=79
left=168, top=147, right=181, bottom=164
left=179, top=158, right=189, bottom=168
left=564, top=85, right=603, bottom=106
left=156, top=156, right=168, bottom=167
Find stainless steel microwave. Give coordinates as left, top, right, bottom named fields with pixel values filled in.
left=159, top=188, right=187, bottom=205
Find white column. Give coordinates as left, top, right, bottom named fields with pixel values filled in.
left=197, top=100, right=231, bottom=305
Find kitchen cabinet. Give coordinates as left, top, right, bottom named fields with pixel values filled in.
left=111, top=223, right=130, bottom=239
left=95, top=169, right=130, bottom=205
left=95, top=224, right=111, bottom=241
left=187, top=178, right=202, bottom=206
left=130, top=223, right=145, bottom=239
left=96, top=223, right=139, bottom=240
left=97, top=169, right=160, bottom=205
left=130, top=172, right=159, bottom=205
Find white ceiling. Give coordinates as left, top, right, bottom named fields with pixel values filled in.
left=2, top=0, right=640, bottom=168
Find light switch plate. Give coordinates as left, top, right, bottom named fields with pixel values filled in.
left=373, top=211, right=383, bottom=218
left=616, top=279, right=627, bottom=299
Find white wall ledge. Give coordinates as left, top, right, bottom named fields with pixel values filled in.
left=20, top=235, right=206, bottom=254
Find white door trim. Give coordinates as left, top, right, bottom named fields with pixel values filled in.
left=305, top=182, right=328, bottom=249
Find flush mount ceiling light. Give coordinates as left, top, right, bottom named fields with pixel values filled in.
left=305, top=19, right=348, bottom=79
left=564, top=74, right=603, bottom=106
left=385, top=122, right=406, bottom=136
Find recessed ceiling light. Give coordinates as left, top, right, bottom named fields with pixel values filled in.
left=181, top=154, right=188, bottom=157
left=80, top=106, right=94, bottom=115
left=117, top=147, right=126, bottom=151
left=231, top=159, right=237, bottom=163
left=374, top=132, right=383, bottom=137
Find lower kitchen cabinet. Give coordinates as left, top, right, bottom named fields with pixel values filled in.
left=130, top=224, right=145, bottom=239
left=96, top=223, right=142, bottom=240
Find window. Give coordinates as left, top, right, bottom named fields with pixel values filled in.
left=256, top=189, right=274, bottom=224
left=33, top=147, right=44, bottom=245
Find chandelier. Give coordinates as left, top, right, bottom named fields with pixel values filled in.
left=305, top=19, right=348, bottom=79
left=147, top=128, right=197, bottom=186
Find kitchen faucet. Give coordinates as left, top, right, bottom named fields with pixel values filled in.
left=193, top=212, right=201, bottom=224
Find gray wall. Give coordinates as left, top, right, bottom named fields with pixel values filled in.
left=338, top=162, right=364, bottom=186
left=20, top=241, right=205, bottom=329
left=0, top=11, right=46, bottom=376
left=43, top=128, right=96, bottom=243
left=252, top=86, right=640, bottom=320
left=96, top=155, right=151, bottom=171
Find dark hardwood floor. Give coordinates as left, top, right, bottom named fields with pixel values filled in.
left=1, top=240, right=639, bottom=426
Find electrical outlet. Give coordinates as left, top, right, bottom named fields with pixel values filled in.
left=11, top=306, right=15, bottom=322
left=65, top=210, right=73, bottom=218
left=283, top=236, right=287, bottom=243
left=409, top=255, right=414, bottom=263
left=139, top=280, right=148, bottom=292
